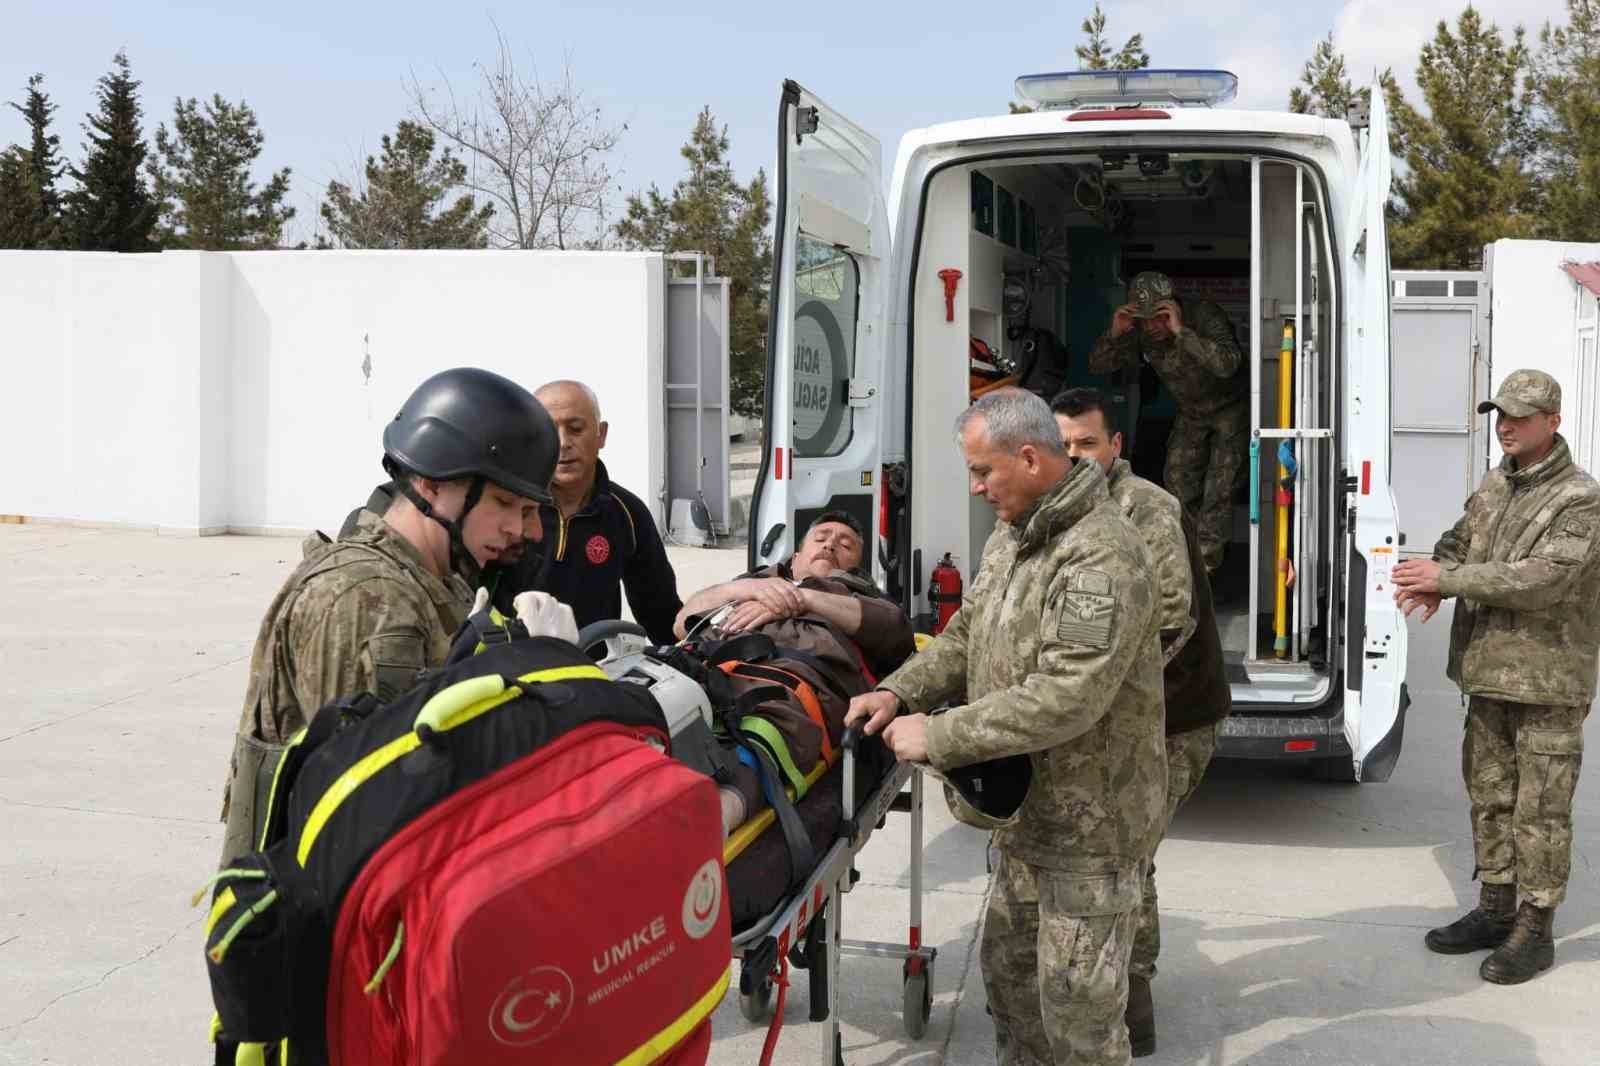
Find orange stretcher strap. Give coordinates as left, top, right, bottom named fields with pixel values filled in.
left=720, top=661, right=834, bottom=765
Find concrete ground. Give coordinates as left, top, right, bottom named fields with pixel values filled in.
left=3, top=522, right=1599, bottom=1066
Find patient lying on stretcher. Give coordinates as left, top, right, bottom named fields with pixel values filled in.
left=672, top=511, right=917, bottom=837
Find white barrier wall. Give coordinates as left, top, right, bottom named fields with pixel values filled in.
left=1, top=250, right=666, bottom=535
left=1485, top=239, right=1600, bottom=471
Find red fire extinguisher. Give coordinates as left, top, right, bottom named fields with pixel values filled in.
left=928, top=553, right=962, bottom=634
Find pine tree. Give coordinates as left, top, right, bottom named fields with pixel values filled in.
left=66, top=52, right=157, bottom=252
left=1529, top=0, right=1600, bottom=240
left=6, top=74, right=65, bottom=247
left=146, top=94, right=294, bottom=250
left=1389, top=7, right=1537, bottom=269
left=1290, top=34, right=1358, bottom=117
left=1076, top=3, right=1150, bottom=71
left=317, top=121, right=493, bottom=249
left=0, top=147, right=43, bottom=247
left=614, top=108, right=772, bottom=417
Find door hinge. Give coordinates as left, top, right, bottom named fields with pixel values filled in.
left=1347, top=507, right=1357, bottom=535
left=796, top=106, right=819, bottom=145
left=846, top=377, right=877, bottom=408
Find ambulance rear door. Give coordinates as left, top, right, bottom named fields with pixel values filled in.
left=1341, top=80, right=1411, bottom=782
left=748, top=81, right=889, bottom=573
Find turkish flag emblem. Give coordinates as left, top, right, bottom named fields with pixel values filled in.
left=585, top=535, right=611, bottom=564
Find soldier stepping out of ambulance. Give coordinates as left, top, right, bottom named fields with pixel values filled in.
left=1393, top=369, right=1600, bottom=984
left=1088, top=271, right=1247, bottom=578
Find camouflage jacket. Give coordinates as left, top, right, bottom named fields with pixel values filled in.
left=235, top=510, right=473, bottom=747
left=1086, top=298, right=1247, bottom=417
left=877, top=460, right=1168, bottom=875
left=1436, top=435, right=1600, bottom=706
left=1106, top=459, right=1194, bottom=665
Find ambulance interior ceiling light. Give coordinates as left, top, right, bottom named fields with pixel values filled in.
left=1014, top=69, right=1239, bottom=111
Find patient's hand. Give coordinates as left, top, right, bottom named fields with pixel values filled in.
left=845, top=690, right=902, bottom=737
left=719, top=600, right=778, bottom=634
left=731, top=577, right=807, bottom=618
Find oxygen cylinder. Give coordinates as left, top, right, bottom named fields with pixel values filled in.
left=928, top=553, right=963, bottom=635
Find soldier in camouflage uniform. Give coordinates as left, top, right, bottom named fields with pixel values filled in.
left=219, top=368, right=565, bottom=865
left=1087, top=271, right=1247, bottom=574
left=1393, top=370, right=1600, bottom=985
left=1053, top=388, right=1232, bottom=1057
left=847, top=388, right=1167, bottom=1065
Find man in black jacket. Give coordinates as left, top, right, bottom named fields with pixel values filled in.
left=339, top=379, right=683, bottom=645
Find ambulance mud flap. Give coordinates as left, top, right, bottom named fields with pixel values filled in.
left=1359, top=682, right=1409, bottom=783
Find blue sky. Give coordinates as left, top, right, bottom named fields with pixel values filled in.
left=3, top=0, right=1569, bottom=246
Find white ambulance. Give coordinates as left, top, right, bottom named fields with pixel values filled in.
left=747, top=70, right=1409, bottom=782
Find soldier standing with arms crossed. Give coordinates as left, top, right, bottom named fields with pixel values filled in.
left=1393, top=369, right=1600, bottom=984
left=1053, top=387, right=1230, bottom=1056
left=847, top=388, right=1167, bottom=1066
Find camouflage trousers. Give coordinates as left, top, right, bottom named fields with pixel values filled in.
left=982, top=852, right=1144, bottom=1065
left=1163, top=401, right=1250, bottom=573
left=1464, top=697, right=1588, bottom=908
left=1130, top=723, right=1219, bottom=980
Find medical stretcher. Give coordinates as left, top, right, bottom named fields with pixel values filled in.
left=589, top=624, right=937, bottom=1066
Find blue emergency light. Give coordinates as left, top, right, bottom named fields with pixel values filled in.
left=1014, top=69, right=1238, bottom=110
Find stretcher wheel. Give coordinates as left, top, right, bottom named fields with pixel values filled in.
left=739, top=977, right=774, bottom=1022
left=902, top=964, right=932, bottom=1039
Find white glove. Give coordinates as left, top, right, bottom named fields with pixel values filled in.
left=471, top=586, right=491, bottom=615
left=511, top=590, right=580, bottom=645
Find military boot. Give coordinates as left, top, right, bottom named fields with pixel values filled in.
left=1480, top=902, right=1555, bottom=984
left=1424, top=882, right=1515, bottom=954
left=1125, top=974, right=1155, bottom=1058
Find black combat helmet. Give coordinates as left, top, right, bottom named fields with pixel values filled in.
left=383, top=367, right=558, bottom=503
left=381, top=367, right=559, bottom=577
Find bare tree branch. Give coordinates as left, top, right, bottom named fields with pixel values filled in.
left=404, top=22, right=622, bottom=249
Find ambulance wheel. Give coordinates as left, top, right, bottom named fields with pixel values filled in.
left=739, top=978, right=774, bottom=1022
left=576, top=619, right=650, bottom=662
left=902, top=965, right=931, bottom=1039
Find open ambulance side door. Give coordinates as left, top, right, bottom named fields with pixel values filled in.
left=748, top=81, right=889, bottom=574
left=1341, top=82, right=1410, bottom=782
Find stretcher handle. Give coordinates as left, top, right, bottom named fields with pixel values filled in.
left=841, top=724, right=865, bottom=822
left=413, top=675, right=508, bottom=741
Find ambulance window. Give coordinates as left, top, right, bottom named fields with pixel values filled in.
left=792, top=234, right=860, bottom=458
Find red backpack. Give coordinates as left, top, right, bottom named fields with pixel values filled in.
left=202, top=638, right=729, bottom=1066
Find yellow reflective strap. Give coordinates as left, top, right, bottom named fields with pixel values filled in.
left=209, top=1012, right=223, bottom=1043
left=258, top=726, right=308, bottom=850
left=236, top=1042, right=267, bottom=1066
left=738, top=716, right=810, bottom=799
left=205, top=887, right=238, bottom=939
left=611, top=967, right=730, bottom=1066
left=297, top=664, right=609, bottom=867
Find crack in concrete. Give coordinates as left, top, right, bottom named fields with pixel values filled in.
left=0, top=796, right=216, bottom=826
left=0, top=654, right=248, bottom=746
left=0, top=916, right=200, bottom=1034
left=936, top=871, right=993, bottom=1063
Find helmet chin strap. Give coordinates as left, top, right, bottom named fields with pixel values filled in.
left=386, top=461, right=486, bottom=584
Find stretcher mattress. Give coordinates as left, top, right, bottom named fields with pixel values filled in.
left=725, top=735, right=894, bottom=933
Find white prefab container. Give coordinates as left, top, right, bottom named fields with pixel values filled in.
left=748, top=72, right=1409, bottom=783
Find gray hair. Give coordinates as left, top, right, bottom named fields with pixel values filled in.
left=535, top=379, right=603, bottom=421
left=955, top=388, right=1069, bottom=456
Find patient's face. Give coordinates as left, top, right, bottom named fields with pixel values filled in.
left=792, top=521, right=863, bottom=578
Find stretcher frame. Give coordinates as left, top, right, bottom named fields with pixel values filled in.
left=729, top=734, right=936, bottom=1066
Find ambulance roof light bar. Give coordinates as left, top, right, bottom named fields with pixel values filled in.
left=1014, top=69, right=1239, bottom=111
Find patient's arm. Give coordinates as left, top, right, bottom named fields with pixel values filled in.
left=797, top=587, right=864, bottom=634
left=673, top=577, right=806, bottom=639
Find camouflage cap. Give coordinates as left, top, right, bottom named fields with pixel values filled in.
left=1126, top=271, right=1175, bottom=319
left=1478, top=369, right=1562, bottom=418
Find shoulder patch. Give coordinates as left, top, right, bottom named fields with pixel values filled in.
left=1054, top=570, right=1116, bottom=647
